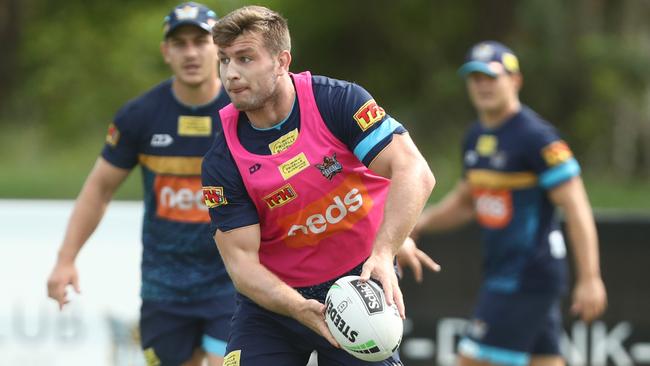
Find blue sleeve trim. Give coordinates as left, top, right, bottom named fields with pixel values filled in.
left=353, top=118, right=403, bottom=162
left=458, top=338, right=529, bottom=366
left=203, top=334, right=227, bottom=357
left=539, top=158, right=581, bottom=189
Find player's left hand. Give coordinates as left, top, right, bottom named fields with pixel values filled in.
left=571, top=276, right=607, bottom=323
left=360, top=249, right=405, bottom=319
left=396, top=237, right=441, bottom=282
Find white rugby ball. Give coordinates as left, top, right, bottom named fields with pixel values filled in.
left=324, top=275, right=403, bottom=362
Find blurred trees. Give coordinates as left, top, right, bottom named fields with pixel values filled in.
left=1, top=0, right=649, bottom=179
left=0, top=0, right=21, bottom=104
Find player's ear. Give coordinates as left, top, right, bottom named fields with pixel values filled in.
left=277, top=50, right=291, bottom=75
left=513, top=72, right=523, bottom=92
left=160, top=41, right=171, bottom=64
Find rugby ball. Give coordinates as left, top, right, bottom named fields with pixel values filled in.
left=324, top=275, right=403, bottom=362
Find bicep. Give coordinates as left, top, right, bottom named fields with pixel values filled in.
left=368, top=133, right=424, bottom=178
left=214, top=225, right=261, bottom=270
left=86, top=157, right=131, bottom=197
left=548, top=175, right=585, bottom=209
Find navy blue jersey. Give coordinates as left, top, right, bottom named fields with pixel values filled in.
left=202, top=75, right=406, bottom=233
left=102, top=78, right=234, bottom=302
left=462, top=105, right=580, bottom=294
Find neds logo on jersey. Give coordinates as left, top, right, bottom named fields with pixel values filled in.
left=351, top=280, right=384, bottom=314
left=155, top=176, right=210, bottom=223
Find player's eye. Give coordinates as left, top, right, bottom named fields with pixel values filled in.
left=240, top=56, right=252, bottom=63
left=219, top=57, right=230, bottom=65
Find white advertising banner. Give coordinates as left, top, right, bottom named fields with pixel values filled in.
left=0, top=200, right=145, bottom=366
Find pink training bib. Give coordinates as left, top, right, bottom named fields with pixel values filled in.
left=220, top=71, right=390, bottom=287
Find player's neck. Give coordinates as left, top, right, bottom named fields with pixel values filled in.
left=172, top=77, right=222, bottom=107
left=478, top=100, right=521, bottom=129
left=246, top=74, right=295, bottom=129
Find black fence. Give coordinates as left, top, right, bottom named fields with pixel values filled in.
left=399, top=216, right=650, bottom=366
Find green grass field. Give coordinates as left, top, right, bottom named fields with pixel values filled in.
left=1, top=127, right=648, bottom=211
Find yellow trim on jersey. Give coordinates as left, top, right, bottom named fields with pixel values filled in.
left=467, top=169, right=538, bottom=189
left=138, top=154, right=202, bottom=175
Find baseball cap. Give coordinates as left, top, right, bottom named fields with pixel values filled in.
left=458, top=41, right=520, bottom=78
left=163, top=2, right=218, bottom=38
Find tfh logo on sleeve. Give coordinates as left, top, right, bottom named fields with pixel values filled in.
left=353, top=99, right=386, bottom=131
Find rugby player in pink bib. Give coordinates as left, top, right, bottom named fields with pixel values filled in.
left=201, top=5, right=436, bottom=365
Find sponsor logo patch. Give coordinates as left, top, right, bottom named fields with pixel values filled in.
left=489, top=151, right=508, bottom=169
left=502, top=53, right=520, bottom=73
left=315, top=153, right=343, bottom=181
left=249, top=163, right=261, bottom=174
left=351, top=280, right=384, bottom=314
left=464, top=150, right=479, bottom=166
left=542, top=140, right=573, bottom=167
left=175, top=4, right=199, bottom=20
left=155, top=176, right=210, bottom=223
left=353, top=99, right=386, bottom=131
left=223, top=350, right=241, bottom=366
left=143, top=347, right=161, bottom=366
left=278, top=152, right=310, bottom=180
left=150, top=134, right=174, bottom=147
left=178, top=116, right=212, bottom=136
left=202, top=186, right=227, bottom=208
left=264, top=184, right=297, bottom=209
left=269, top=128, right=298, bottom=154
left=105, top=123, right=120, bottom=147
left=472, top=188, right=512, bottom=228
left=472, top=43, right=495, bottom=61
left=476, top=135, right=497, bottom=156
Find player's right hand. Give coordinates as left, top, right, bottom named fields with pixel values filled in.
left=571, top=276, right=607, bottom=323
left=295, top=299, right=340, bottom=348
left=396, top=237, right=441, bottom=282
left=46, top=263, right=80, bottom=310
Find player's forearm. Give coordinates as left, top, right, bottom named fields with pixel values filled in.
left=57, top=177, right=114, bottom=263
left=564, top=194, right=601, bottom=282
left=226, top=256, right=308, bottom=317
left=412, top=183, right=475, bottom=237
left=374, top=158, right=435, bottom=255
left=414, top=198, right=474, bottom=235
left=216, top=228, right=311, bottom=318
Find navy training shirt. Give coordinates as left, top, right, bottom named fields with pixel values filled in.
left=102, top=78, right=234, bottom=302
left=462, top=105, right=580, bottom=294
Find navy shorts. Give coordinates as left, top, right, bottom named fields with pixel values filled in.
left=224, top=294, right=403, bottom=366
left=139, top=292, right=236, bottom=366
left=458, top=289, right=563, bottom=366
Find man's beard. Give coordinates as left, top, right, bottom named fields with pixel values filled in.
left=233, top=75, right=277, bottom=112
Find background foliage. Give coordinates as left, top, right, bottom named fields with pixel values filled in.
left=0, top=0, right=648, bottom=208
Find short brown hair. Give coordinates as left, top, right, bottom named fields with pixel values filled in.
left=212, top=5, right=291, bottom=55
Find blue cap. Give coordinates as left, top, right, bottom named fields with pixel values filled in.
left=163, top=2, right=218, bottom=38
left=458, top=41, right=520, bottom=78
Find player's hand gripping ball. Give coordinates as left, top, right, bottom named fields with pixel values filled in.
left=324, top=275, right=403, bottom=362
